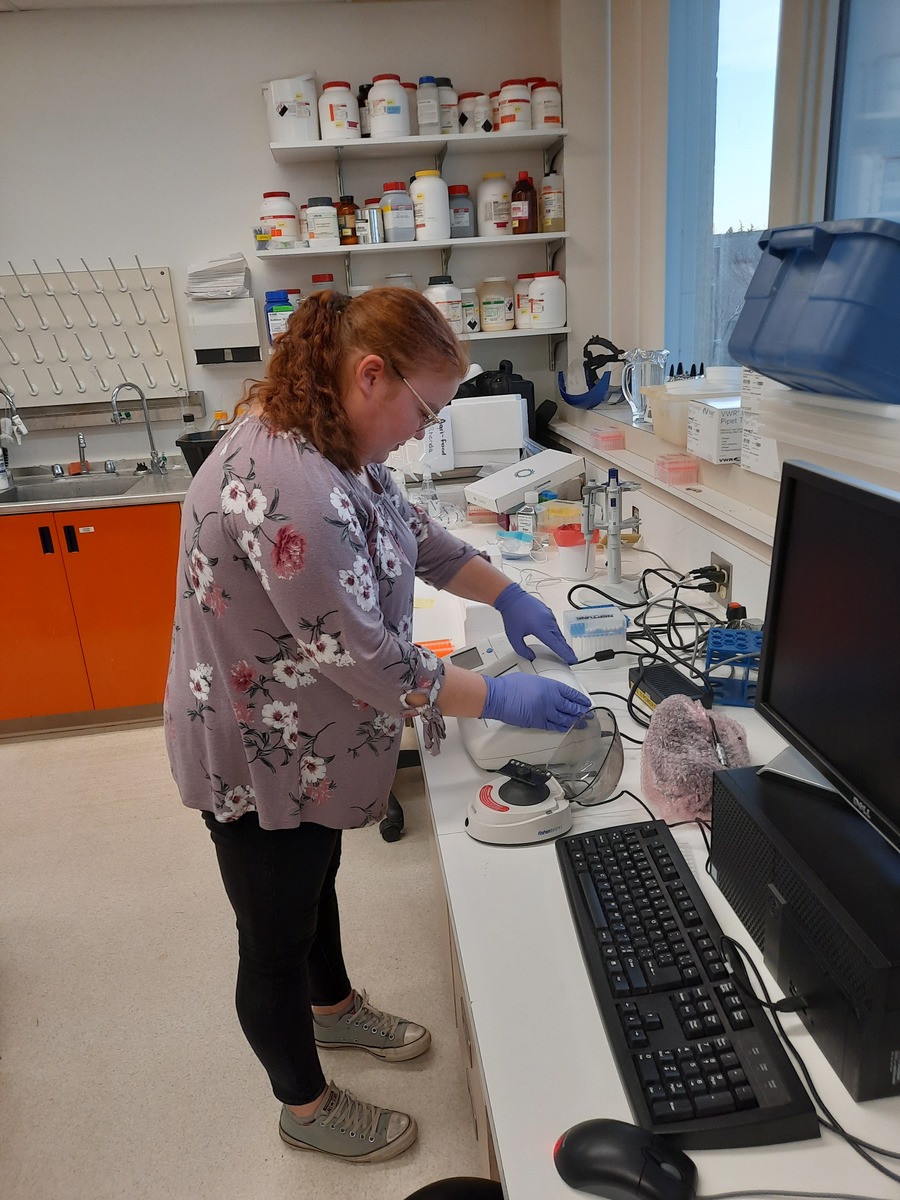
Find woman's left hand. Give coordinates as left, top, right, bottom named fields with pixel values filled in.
left=494, top=582, right=577, bottom=665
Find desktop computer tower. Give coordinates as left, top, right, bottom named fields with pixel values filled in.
left=709, top=766, right=900, bottom=1102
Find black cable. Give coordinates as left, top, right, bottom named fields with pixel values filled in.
left=701, top=1190, right=888, bottom=1200
left=603, top=787, right=656, bottom=821
left=720, top=939, right=900, bottom=1184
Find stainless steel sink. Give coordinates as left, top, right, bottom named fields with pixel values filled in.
left=4, top=475, right=139, bottom=503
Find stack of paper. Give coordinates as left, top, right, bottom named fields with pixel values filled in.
left=186, top=254, right=251, bottom=300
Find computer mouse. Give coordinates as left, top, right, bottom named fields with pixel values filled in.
left=553, top=1118, right=698, bottom=1200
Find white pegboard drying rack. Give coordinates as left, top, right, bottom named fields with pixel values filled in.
left=0, top=257, right=197, bottom=430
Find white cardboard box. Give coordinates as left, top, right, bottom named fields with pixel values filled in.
left=687, top=397, right=742, bottom=463
left=463, top=449, right=585, bottom=513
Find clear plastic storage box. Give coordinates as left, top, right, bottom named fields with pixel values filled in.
left=728, top=218, right=900, bottom=405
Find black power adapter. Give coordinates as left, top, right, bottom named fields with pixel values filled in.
left=629, top=663, right=712, bottom=710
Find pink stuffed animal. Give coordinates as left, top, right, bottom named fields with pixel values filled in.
left=640, top=695, right=750, bottom=822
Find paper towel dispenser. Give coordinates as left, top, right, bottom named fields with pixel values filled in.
left=188, top=297, right=262, bottom=365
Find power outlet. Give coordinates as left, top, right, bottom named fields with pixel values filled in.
left=709, top=553, right=733, bottom=608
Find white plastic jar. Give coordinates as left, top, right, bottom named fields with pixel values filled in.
left=498, top=79, right=532, bottom=132
left=476, top=173, right=512, bottom=237
left=528, top=271, right=567, bottom=328
left=423, top=275, right=464, bottom=334
left=368, top=73, right=411, bottom=138
left=458, top=91, right=491, bottom=135
left=514, top=272, right=536, bottom=329
left=531, top=80, right=563, bottom=127
left=306, top=197, right=340, bottom=246
left=310, top=273, right=336, bottom=292
left=490, top=90, right=501, bottom=131
left=380, top=181, right=416, bottom=242
left=411, top=170, right=450, bottom=241
left=318, top=81, right=361, bottom=140
left=478, top=277, right=515, bottom=331
left=436, top=77, right=459, bottom=134
left=260, top=191, right=300, bottom=247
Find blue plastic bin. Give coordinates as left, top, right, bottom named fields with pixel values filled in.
left=728, top=218, right=900, bottom=405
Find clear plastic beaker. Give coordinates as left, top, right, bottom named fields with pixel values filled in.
left=621, top=349, right=670, bottom=424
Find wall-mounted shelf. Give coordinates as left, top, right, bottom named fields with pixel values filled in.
left=464, top=326, right=569, bottom=342
left=256, top=232, right=567, bottom=261
left=269, top=128, right=567, bottom=165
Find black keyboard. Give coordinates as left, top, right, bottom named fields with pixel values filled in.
left=556, top=819, right=819, bottom=1150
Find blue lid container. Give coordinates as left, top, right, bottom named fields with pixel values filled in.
left=728, top=218, right=900, bottom=405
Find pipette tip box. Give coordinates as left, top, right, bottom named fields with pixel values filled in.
left=563, top=605, right=628, bottom=669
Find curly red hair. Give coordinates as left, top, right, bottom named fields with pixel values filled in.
left=241, top=287, right=468, bottom=472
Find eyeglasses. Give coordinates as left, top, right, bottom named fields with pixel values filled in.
left=398, top=373, right=443, bottom=430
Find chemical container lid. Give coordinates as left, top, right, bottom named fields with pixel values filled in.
left=418, top=75, right=436, bottom=84
left=525, top=76, right=547, bottom=86
left=182, top=412, right=196, bottom=423
left=489, top=90, right=501, bottom=97
left=435, top=77, right=453, bottom=87
left=517, top=272, right=536, bottom=279
left=500, top=79, right=528, bottom=88
left=415, top=169, right=441, bottom=177
left=262, top=190, right=291, bottom=198
left=533, top=80, right=559, bottom=89
left=308, top=197, right=334, bottom=206
left=517, top=171, right=533, bottom=181
left=322, top=81, right=351, bottom=90
left=458, top=91, right=484, bottom=100
left=265, top=290, right=289, bottom=300
left=401, top=82, right=417, bottom=89
left=338, top=195, right=355, bottom=203
left=448, top=184, right=470, bottom=195
left=532, top=271, right=561, bottom=277
left=482, top=172, right=506, bottom=179
left=311, top=274, right=335, bottom=283
left=482, top=276, right=510, bottom=282
left=428, top=275, right=454, bottom=285
left=372, top=73, right=401, bottom=83
left=382, top=181, right=408, bottom=191
left=364, top=197, right=382, bottom=205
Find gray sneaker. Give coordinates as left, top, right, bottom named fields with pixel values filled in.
left=278, top=1081, right=417, bottom=1163
left=314, top=989, right=432, bottom=1062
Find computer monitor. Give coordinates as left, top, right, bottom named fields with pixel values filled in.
left=755, top=459, right=900, bottom=855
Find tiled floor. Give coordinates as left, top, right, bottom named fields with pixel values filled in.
left=0, top=725, right=480, bottom=1200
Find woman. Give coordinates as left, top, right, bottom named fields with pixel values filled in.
left=164, top=288, right=588, bottom=1164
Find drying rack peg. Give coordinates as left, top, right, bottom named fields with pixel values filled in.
left=27, top=335, right=45, bottom=364
left=22, top=369, right=39, bottom=397
left=147, top=329, right=163, bottom=356
left=74, top=333, right=92, bottom=361
left=0, top=294, right=25, bottom=332
left=47, top=367, right=63, bottom=396
left=123, top=331, right=140, bottom=358
left=149, top=287, right=169, bottom=322
left=8, top=261, right=31, bottom=297
left=52, top=334, right=69, bottom=363
left=93, top=365, right=110, bottom=392
left=57, top=260, right=80, bottom=294
left=128, top=293, right=146, bottom=325
left=100, top=332, right=117, bottom=359
left=0, top=335, right=20, bottom=365
left=26, top=294, right=49, bottom=331
left=108, top=257, right=130, bottom=293
left=80, top=258, right=104, bottom=293
left=141, top=362, right=156, bottom=388
left=134, top=255, right=153, bottom=291
left=75, top=294, right=98, bottom=328
left=68, top=366, right=87, bottom=394
left=166, top=359, right=180, bottom=388
left=100, top=291, right=122, bottom=326
left=33, top=259, right=55, bottom=295
left=50, top=292, right=74, bottom=328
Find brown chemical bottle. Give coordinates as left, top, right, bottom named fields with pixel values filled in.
left=337, top=196, right=359, bottom=245
left=511, top=171, right=538, bottom=235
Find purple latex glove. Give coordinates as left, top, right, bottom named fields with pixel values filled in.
left=481, top=672, right=591, bottom=732
left=494, top=582, right=577, bottom=664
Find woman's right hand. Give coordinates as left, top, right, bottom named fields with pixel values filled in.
left=481, top=673, right=591, bottom=732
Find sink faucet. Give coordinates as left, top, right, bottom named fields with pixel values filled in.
left=110, top=381, right=166, bottom=475
left=77, top=431, right=89, bottom=474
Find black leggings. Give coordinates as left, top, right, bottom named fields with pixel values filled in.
left=202, top=811, right=351, bottom=1106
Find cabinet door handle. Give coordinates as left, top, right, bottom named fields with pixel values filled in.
left=62, top=524, right=79, bottom=553
left=38, top=525, right=55, bottom=554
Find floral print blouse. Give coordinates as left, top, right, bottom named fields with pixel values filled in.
left=164, top=414, right=480, bottom=831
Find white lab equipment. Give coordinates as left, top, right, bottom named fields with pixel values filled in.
left=464, top=449, right=585, bottom=514
left=581, top=468, right=643, bottom=604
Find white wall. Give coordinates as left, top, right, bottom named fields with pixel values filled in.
left=0, top=0, right=568, bottom=467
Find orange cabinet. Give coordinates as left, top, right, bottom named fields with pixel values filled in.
left=1, top=503, right=181, bottom=721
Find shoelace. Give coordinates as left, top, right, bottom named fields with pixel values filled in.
left=322, top=1085, right=381, bottom=1140
left=350, top=990, right=401, bottom=1038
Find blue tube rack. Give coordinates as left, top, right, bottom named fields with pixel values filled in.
left=704, top=627, right=763, bottom=707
